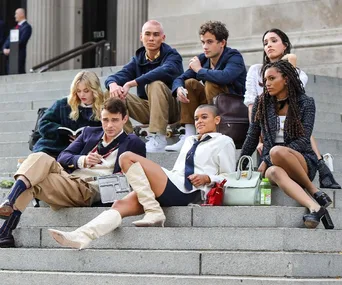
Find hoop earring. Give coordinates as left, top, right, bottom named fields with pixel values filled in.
left=264, top=56, right=269, bottom=62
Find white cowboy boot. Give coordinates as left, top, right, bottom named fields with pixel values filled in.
left=125, top=162, right=166, bottom=227
left=48, top=209, right=122, bottom=249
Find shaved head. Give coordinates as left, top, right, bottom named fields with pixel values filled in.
left=142, top=20, right=164, bottom=35
left=195, top=104, right=219, bottom=117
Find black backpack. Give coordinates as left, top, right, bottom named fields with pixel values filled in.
left=28, top=107, right=48, bottom=151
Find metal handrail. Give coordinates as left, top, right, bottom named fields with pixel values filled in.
left=30, top=40, right=107, bottom=73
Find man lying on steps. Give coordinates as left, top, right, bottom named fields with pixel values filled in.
left=0, top=98, right=146, bottom=248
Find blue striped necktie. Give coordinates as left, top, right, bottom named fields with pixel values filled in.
left=184, top=135, right=211, bottom=190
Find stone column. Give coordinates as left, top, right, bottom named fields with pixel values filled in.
left=26, top=0, right=82, bottom=72
left=26, top=0, right=60, bottom=72
left=116, top=0, right=148, bottom=65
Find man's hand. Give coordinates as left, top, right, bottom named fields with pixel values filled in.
left=3, top=49, right=10, bottom=56
left=85, top=153, right=103, bottom=167
left=258, top=161, right=267, bottom=177
left=109, top=82, right=125, bottom=99
left=189, top=56, right=202, bottom=73
left=187, top=174, right=210, bottom=188
left=176, top=87, right=190, bottom=103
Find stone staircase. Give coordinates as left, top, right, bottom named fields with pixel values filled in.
left=0, top=68, right=342, bottom=284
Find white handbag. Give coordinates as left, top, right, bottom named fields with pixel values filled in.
left=223, top=155, right=261, bottom=206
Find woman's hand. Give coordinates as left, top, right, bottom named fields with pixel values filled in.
left=281, top=53, right=297, bottom=67
left=68, top=135, right=76, bottom=143
left=187, top=174, right=210, bottom=188
left=258, top=161, right=267, bottom=177
left=256, top=142, right=264, bottom=155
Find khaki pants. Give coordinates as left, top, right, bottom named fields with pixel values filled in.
left=14, top=152, right=96, bottom=212
left=180, top=79, right=228, bottom=124
left=124, top=81, right=179, bottom=135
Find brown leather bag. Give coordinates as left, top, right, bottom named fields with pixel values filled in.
left=215, top=93, right=249, bottom=149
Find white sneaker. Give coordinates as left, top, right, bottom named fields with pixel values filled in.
left=145, top=134, right=167, bottom=153
left=165, top=135, right=186, bottom=152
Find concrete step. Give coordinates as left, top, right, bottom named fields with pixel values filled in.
left=0, top=132, right=30, bottom=143
left=0, top=248, right=341, bottom=278
left=9, top=206, right=342, bottom=230
left=0, top=110, right=38, bottom=122
left=0, top=68, right=103, bottom=83
left=0, top=271, right=340, bottom=285
left=0, top=77, right=107, bottom=95
left=0, top=121, right=36, bottom=133
left=0, top=99, right=55, bottom=112
left=2, top=272, right=341, bottom=285
left=0, top=142, right=31, bottom=157
left=0, top=90, right=66, bottom=103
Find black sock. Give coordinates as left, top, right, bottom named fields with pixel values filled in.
left=0, top=210, right=21, bottom=238
left=7, top=180, right=27, bottom=205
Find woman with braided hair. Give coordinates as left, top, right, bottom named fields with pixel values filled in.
left=240, top=60, right=334, bottom=229
left=244, top=28, right=340, bottom=189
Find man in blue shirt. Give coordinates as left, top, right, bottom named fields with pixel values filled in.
left=167, top=21, right=246, bottom=151
left=105, top=20, right=184, bottom=152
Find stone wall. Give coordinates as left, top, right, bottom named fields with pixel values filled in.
left=149, top=0, right=342, bottom=78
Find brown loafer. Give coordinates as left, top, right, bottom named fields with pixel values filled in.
left=0, top=200, right=13, bottom=220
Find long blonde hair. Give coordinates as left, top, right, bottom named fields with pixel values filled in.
left=67, top=71, right=107, bottom=121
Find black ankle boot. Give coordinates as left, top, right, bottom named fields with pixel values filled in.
left=303, top=207, right=326, bottom=229
left=0, top=210, right=21, bottom=247
left=313, top=191, right=332, bottom=208
left=313, top=191, right=335, bottom=229
left=318, top=159, right=341, bottom=189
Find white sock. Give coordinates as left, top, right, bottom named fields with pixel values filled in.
left=156, top=132, right=167, bottom=141
left=185, top=124, right=196, bottom=137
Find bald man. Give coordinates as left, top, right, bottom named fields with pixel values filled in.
left=2, top=8, right=32, bottom=74
left=105, top=20, right=184, bottom=152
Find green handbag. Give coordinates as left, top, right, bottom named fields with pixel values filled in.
left=223, top=155, right=261, bottom=206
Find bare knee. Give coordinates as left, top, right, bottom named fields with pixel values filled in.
left=119, top=151, right=139, bottom=173
left=111, top=193, right=143, bottom=218
left=270, top=146, right=288, bottom=165
left=265, top=166, right=282, bottom=183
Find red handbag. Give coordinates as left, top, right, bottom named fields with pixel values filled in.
left=202, top=179, right=227, bottom=206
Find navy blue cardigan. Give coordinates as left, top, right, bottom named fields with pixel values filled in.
left=240, top=93, right=318, bottom=180
left=105, top=43, right=184, bottom=99
left=57, top=126, right=146, bottom=174
left=33, top=98, right=101, bottom=157
left=172, top=47, right=247, bottom=95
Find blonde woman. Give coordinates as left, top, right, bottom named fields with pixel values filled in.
left=33, top=71, right=106, bottom=157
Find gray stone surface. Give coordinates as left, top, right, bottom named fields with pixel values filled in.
left=201, top=251, right=342, bottom=277
left=8, top=223, right=342, bottom=252
left=0, top=271, right=340, bottom=285
left=0, top=248, right=200, bottom=275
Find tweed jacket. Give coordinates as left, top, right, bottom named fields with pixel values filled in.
left=57, top=126, right=146, bottom=174
left=240, top=93, right=318, bottom=171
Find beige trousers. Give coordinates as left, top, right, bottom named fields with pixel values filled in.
left=180, top=79, right=229, bottom=124
left=124, top=81, right=179, bottom=135
left=14, top=152, right=96, bottom=212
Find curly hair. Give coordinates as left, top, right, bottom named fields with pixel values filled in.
left=254, top=60, right=305, bottom=138
left=199, top=21, right=229, bottom=43
left=68, top=71, right=107, bottom=121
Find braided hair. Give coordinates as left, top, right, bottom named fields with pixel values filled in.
left=254, top=60, right=306, bottom=138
